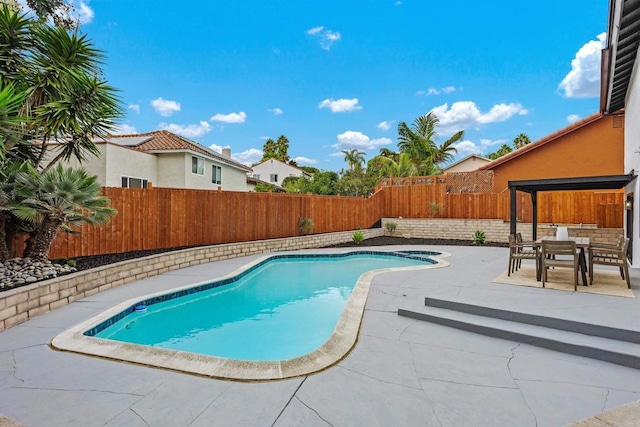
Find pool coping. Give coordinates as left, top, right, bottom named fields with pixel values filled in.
left=50, top=249, right=451, bottom=381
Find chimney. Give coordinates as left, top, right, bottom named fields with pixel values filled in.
left=222, top=148, right=231, bottom=158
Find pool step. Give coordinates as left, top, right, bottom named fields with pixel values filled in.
left=398, top=298, right=640, bottom=369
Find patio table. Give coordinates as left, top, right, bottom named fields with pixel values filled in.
left=535, top=237, right=590, bottom=286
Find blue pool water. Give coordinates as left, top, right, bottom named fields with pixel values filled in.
left=89, top=252, right=437, bottom=361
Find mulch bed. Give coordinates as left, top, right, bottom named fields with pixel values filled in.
left=70, top=236, right=506, bottom=272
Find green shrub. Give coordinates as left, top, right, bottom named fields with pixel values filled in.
left=298, top=217, right=315, bottom=235
left=66, top=259, right=77, bottom=268
left=472, top=230, right=486, bottom=245
left=385, top=222, right=397, bottom=234
left=352, top=231, right=365, bottom=244
left=429, top=202, right=441, bottom=216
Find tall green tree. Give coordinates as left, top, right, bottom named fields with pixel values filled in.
left=513, top=133, right=531, bottom=149
left=342, top=148, right=366, bottom=171
left=260, top=134, right=291, bottom=163
left=397, top=112, right=464, bottom=174
left=0, top=5, right=121, bottom=260
left=0, top=5, right=123, bottom=168
left=486, top=144, right=513, bottom=160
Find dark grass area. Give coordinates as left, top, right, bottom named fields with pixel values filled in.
left=70, top=236, right=507, bottom=271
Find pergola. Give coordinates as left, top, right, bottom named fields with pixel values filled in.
left=508, top=174, right=636, bottom=240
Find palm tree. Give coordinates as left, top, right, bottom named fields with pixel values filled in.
left=486, top=144, right=513, bottom=160
left=513, top=133, right=531, bottom=149
left=372, top=152, right=418, bottom=178
left=397, top=112, right=464, bottom=174
left=0, top=5, right=123, bottom=168
left=12, top=164, right=116, bottom=259
left=342, top=148, right=366, bottom=171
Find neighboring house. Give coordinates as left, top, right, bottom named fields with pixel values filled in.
left=251, top=158, right=312, bottom=187
left=602, top=0, right=640, bottom=265
left=477, top=113, right=624, bottom=192
left=246, top=176, right=285, bottom=192
left=441, top=154, right=491, bottom=174
left=47, top=130, right=252, bottom=191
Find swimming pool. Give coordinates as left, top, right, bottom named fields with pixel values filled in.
left=89, top=252, right=437, bottom=361
left=52, top=249, right=450, bottom=380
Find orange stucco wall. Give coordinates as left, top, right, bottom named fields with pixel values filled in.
left=489, top=116, right=624, bottom=192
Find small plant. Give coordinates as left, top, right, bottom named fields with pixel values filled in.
left=472, top=230, right=486, bottom=245
left=385, top=222, right=397, bottom=235
left=352, top=231, right=365, bottom=244
left=429, top=202, right=441, bottom=217
left=298, top=217, right=315, bottom=235
left=66, top=259, right=77, bottom=268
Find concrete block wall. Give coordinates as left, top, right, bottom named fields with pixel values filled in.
left=0, top=228, right=383, bottom=332
left=381, top=218, right=622, bottom=245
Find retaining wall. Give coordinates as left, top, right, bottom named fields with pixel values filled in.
left=0, top=228, right=383, bottom=332
left=381, top=218, right=622, bottom=245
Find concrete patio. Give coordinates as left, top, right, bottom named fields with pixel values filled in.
left=1, top=245, right=639, bottom=426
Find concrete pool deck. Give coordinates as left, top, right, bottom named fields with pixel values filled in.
left=1, top=245, right=640, bottom=426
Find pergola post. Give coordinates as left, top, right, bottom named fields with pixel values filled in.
left=509, top=186, right=517, bottom=236
left=531, top=191, right=538, bottom=241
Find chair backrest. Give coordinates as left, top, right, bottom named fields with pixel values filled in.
left=542, top=240, right=576, bottom=258
left=516, top=233, right=523, bottom=243
left=620, top=237, right=630, bottom=254
left=616, top=234, right=625, bottom=248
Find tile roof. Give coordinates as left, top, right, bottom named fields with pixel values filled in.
left=107, top=130, right=251, bottom=171
left=477, top=113, right=603, bottom=170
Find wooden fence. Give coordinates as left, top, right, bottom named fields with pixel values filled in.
left=37, top=183, right=623, bottom=259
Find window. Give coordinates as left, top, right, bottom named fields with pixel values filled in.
left=252, top=174, right=260, bottom=180
left=212, top=165, right=222, bottom=185
left=121, top=176, right=148, bottom=189
left=192, top=156, right=204, bottom=175
left=270, top=174, right=278, bottom=183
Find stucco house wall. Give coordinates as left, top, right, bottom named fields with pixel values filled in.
left=480, top=115, right=624, bottom=192
left=155, top=152, right=187, bottom=188
left=251, top=159, right=309, bottom=187
left=624, top=47, right=640, bottom=264
left=103, top=143, right=157, bottom=187
left=442, top=155, right=491, bottom=174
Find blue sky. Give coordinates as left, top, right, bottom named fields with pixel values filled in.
left=29, top=0, right=608, bottom=171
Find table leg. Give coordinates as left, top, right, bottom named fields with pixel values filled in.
left=536, top=253, right=542, bottom=281
left=579, top=248, right=588, bottom=286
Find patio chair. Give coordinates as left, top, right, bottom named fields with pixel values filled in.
left=508, top=234, right=538, bottom=276
left=541, top=240, right=579, bottom=290
left=589, top=236, right=631, bottom=288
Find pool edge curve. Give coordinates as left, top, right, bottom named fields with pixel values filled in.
left=50, top=249, right=451, bottom=381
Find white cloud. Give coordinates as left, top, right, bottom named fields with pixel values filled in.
left=318, top=98, right=362, bottom=113
left=268, top=108, right=283, bottom=116
left=430, top=101, right=528, bottom=135
left=234, top=148, right=263, bottom=165
left=293, top=156, right=318, bottom=165
left=209, top=143, right=230, bottom=154
left=306, top=26, right=324, bottom=35
left=306, top=26, right=341, bottom=50
left=151, top=97, right=181, bottom=117
left=159, top=121, right=212, bottom=138
left=210, top=111, right=247, bottom=124
left=567, top=114, right=581, bottom=123
left=417, top=86, right=456, bottom=96
left=128, top=104, right=140, bottom=114
left=453, top=138, right=507, bottom=157
left=333, top=131, right=392, bottom=151
left=558, top=33, right=606, bottom=98
left=75, top=0, right=94, bottom=24
left=377, top=120, right=394, bottom=131
left=110, top=123, right=137, bottom=135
